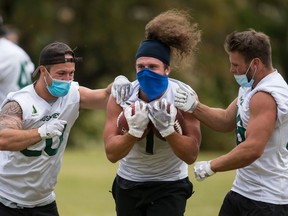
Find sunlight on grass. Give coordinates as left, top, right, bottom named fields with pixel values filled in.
left=56, top=146, right=235, bottom=216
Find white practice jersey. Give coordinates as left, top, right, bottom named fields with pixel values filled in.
left=0, top=82, right=80, bottom=207
left=0, top=38, right=35, bottom=104
left=118, top=78, right=194, bottom=182
left=232, top=71, right=288, bottom=204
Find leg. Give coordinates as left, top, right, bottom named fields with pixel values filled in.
left=0, top=202, right=24, bottom=216
left=112, top=177, right=143, bottom=216
left=31, top=201, right=59, bottom=216
left=218, top=191, right=240, bottom=216
left=146, top=178, right=193, bottom=216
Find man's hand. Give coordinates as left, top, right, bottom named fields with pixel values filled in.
left=111, top=75, right=132, bottom=104
left=148, top=98, right=176, bottom=138
left=175, top=82, right=199, bottom=113
left=194, top=161, right=215, bottom=181
left=38, top=119, right=67, bottom=139
left=124, top=101, right=149, bottom=138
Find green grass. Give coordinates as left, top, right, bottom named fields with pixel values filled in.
left=55, top=146, right=235, bottom=216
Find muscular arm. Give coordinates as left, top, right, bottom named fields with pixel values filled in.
left=79, top=83, right=112, bottom=110
left=210, top=91, right=277, bottom=172
left=166, top=111, right=201, bottom=164
left=193, top=98, right=238, bottom=132
left=0, top=101, right=41, bottom=151
left=103, top=96, right=138, bottom=163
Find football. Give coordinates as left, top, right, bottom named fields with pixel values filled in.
left=116, top=103, right=186, bottom=141
left=116, top=105, right=150, bottom=140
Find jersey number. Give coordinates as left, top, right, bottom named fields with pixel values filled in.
left=18, top=61, right=32, bottom=89
left=21, top=125, right=67, bottom=157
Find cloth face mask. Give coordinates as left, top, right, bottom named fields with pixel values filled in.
left=136, top=68, right=168, bottom=101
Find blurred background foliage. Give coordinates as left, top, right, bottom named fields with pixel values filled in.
left=1, top=0, right=287, bottom=151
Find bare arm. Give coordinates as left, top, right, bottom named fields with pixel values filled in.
left=0, top=101, right=42, bottom=151
left=79, top=82, right=112, bottom=110
left=103, top=96, right=138, bottom=163
left=193, top=98, right=238, bottom=132
left=166, top=111, right=201, bottom=164
left=210, top=91, right=277, bottom=172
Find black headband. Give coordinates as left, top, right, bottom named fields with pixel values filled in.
left=135, top=39, right=170, bottom=65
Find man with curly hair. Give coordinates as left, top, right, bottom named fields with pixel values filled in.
left=104, top=9, right=202, bottom=216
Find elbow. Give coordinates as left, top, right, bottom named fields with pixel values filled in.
left=185, top=155, right=198, bottom=165
left=186, top=142, right=200, bottom=165
left=244, top=149, right=263, bottom=165
left=0, top=135, right=8, bottom=150
left=106, top=152, right=119, bottom=163
left=250, top=150, right=263, bottom=161
left=107, top=157, right=118, bottom=164
left=0, top=140, right=9, bottom=151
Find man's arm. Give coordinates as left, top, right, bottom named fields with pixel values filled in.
left=0, top=101, right=66, bottom=151
left=0, top=101, right=41, bottom=151
left=79, top=84, right=112, bottom=110
left=193, top=98, right=238, bottom=132
left=165, top=110, right=201, bottom=165
left=175, top=83, right=237, bottom=132
left=103, top=96, right=138, bottom=163
left=211, top=91, right=276, bottom=171
left=195, top=91, right=277, bottom=180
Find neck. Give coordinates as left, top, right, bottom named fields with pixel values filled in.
left=252, top=66, right=275, bottom=89
left=34, top=79, right=57, bottom=101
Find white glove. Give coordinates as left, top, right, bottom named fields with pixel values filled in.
left=38, top=119, right=67, bottom=139
left=174, top=82, right=199, bottom=113
left=194, top=161, right=215, bottom=181
left=148, top=98, right=176, bottom=137
left=111, top=75, right=133, bottom=104
left=124, top=101, right=149, bottom=138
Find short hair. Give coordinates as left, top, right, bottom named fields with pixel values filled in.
left=224, top=29, right=272, bottom=67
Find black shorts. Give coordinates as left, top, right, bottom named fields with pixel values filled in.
left=219, top=191, right=288, bottom=216
left=0, top=200, right=59, bottom=216
left=111, top=175, right=193, bottom=216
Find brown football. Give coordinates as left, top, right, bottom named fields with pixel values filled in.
left=117, top=103, right=186, bottom=141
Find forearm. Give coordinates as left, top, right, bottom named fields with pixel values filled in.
left=79, top=86, right=111, bottom=110
left=0, top=128, right=41, bottom=151
left=211, top=144, right=260, bottom=172
left=166, top=132, right=200, bottom=164
left=193, top=103, right=235, bottom=132
left=104, top=133, right=138, bottom=163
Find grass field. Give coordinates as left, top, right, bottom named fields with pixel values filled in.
left=55, top=145, right=235, bottom=216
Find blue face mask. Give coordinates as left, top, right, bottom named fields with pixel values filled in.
left=234, top=60, right=256, bottom=88
left=44, top=70, right=72, bottom=97
left=136, top=68, right=168, bottom=101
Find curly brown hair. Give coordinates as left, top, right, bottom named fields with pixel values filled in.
left=145, top=9, right=201, bottom=61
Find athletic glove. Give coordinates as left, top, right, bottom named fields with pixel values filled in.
left=174, top=82, right=199, bottom=113
left=111, top=75, right=132, bottom=104
left=148, top=98, right=176, bottom=138
left=124, top=101, right=149, bottom=138
left=194, top=160, right=215, bottom=181
left=38, top=119, right=67, bottom=139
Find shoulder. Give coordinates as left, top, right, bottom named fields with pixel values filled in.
left=251, top=71, right=288, bottom=107
left=168, top=78, right=194, bottom=90
left=249, top=91, right=276, bottom=116
left=0, top=38, right=28, bottom=57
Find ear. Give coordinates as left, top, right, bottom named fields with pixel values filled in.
left=253, top=58, right=261, bottom=69
left=39, top=65, right=45, bottom=73
left=39, top=66, right=49, bottom=78
left=164, top=66, right=171, bottom=76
